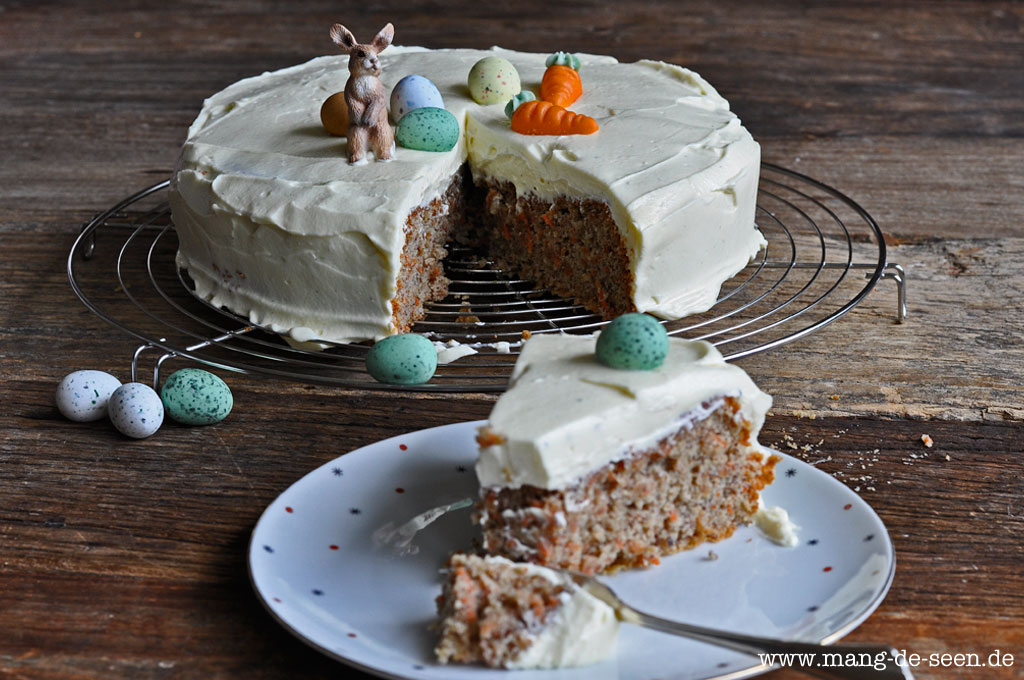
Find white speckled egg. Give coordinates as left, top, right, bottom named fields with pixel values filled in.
left=108, top=382, right=164, bottom=439
left=468, top=56, right=521, bottom=105
left=390, top=75, right=444, bottom=122
left=56, top=370, right=122, bottom=422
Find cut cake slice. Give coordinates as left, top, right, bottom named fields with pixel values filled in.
left=474, top=333, right=778, bottom=575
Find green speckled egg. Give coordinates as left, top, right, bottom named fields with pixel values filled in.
left=160, top=368, right=233, bottom=425
left=366, top=334, right=437, bottom=385
left=395, top=107, right=460, bottom=152
left=468, top=56, right=521, bottom=105
left=595, top=313, right=669, bottom=370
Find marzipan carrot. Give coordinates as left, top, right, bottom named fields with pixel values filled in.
left=541, top=64, right=582, bottom=108
left=511, top=99, right=598, bottom=135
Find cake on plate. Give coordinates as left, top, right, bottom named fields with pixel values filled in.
left=474, top=332, right=778, bottom=574
left=434, top=553, right=618, bottom=669
left=169, top=45, right=763, bottom=344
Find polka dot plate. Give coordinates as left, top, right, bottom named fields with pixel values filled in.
left=248, top=420, right=895, bottom=680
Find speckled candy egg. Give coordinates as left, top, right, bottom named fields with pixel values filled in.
left=467, top=56, right=520, bottom=105
left=56, top=370, right=122, bottom=422
left=595, top=313, right=669, bottom=370
left=160, top=368, right=233, bottom=425
left=365, top=333, right=437, bottom=385
left=108, top=382, right=164, bottom=439
left=395, top=107, right=460, bottom=152
left=390, top=75, right=444, bottom=122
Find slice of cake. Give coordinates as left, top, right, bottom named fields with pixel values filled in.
left=475, top=333, right=778, bottom=574
left=169, top=46, right=763, bottom=343
left=434, top=553, right=618, bottom=669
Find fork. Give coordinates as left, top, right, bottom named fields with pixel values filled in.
left=568, top=573, right=914, bottom=679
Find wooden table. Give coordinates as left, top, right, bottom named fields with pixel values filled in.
left=2, top=1, right=1021, bottom=678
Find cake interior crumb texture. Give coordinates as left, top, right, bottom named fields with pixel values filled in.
left=477, top=396, right=780, bottom=575
left=434, top=553, right=571, bottom=668
left=388, top=164, right=635, bottom=333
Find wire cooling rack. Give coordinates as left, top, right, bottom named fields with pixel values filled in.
left=69, top=163, right=906, bottom=392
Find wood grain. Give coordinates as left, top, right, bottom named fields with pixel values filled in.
left=2, top=1, right=1022, bottom=679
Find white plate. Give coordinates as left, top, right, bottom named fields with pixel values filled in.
left=249, top=421, right=895, bottom=680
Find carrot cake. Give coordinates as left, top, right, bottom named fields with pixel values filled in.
left=169, top=46, right=763, bottom=343
left=434, top=553, right=618, bottom=669
left=475, top=333, right=778, bottom=574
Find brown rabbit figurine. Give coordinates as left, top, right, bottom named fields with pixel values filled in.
left=330, top=23, right=395, bottom=164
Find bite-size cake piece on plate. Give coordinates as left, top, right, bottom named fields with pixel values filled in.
left=434, top=553, right=618, bottom=669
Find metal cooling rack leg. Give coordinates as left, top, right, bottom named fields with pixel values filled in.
left=151, top=327, right=256, bottom=387
left=131, top=327, right=255, bottom=388
left=879, top=263, right=907, bottom=323
left=131, top=341, right=166, bottom=386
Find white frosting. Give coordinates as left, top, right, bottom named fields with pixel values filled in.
left=754, top=501, right=800, bottom=547
left=476, top=334, right=772, bottom=490
left=170, top=46, right=763, bottom=343
left=479, top=557, right=619, bottom=669
left=433, top=340, right=477, bottom=364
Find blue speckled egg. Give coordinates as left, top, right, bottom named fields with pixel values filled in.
left=595, top=313, right=669, bottom=370
left=390, top=75, right=444, bottom=122
left=56, top=370, right=122, bottom=422
left=160, top=368, right=233, bottom=425
left=108, top=382, right=164, bottom=438
left=366, top=334, right=437, bottom=385
left=467, top=56, right=521, bottom=105
left=395, top=107, right=460, bottom=152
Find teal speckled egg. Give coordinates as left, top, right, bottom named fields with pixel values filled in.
left=160, top=368, right=233, bottom=425
left=595, top=313, right=669, bottom=370
left=395, top=107, right=460, bottom=152
left=366, top=334, right=437, bottom=385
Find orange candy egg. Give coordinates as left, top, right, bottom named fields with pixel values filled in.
left=320, top=92, right=349, bottom=136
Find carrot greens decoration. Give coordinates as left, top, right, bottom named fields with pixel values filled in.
left=540, top=52, right=583, bottom=108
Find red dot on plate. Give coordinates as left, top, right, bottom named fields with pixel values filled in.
left=395, top=488, right=405, bottom=494
left=823, top=566, right=833, bottom=572
left=329, top=545, right=339, bottom=551
left=272, top=597, right=281, bottom=603
left=348, top=633, right=357, bottom=638
left=285, top=506, right=293, bottom=513
left=399, top=444, right=408, bottom=451
left=843, top=503, right=852, bottom=510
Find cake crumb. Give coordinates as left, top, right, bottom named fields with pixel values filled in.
left=521, top=329, right=532, bottom=340
left=945, top=454, right=951, bottom=461
left=921, top=434, right=934, bottom=448
left=830, top=394, right=839, bottom=401
left=704, top=549, right=718, bottom=561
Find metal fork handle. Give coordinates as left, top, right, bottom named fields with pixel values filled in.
left=629, top=608, right=913, bottom=680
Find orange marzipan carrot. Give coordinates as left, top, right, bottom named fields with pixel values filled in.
left=540, top=64, right=583, bottom=108
left=510, top=99, right=598, bottom=135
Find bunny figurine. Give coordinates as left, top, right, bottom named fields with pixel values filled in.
left=329, top=22, right=396, bottom=164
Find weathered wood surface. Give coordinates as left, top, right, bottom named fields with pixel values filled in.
left=1, top=1, right=1022, bottom=679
